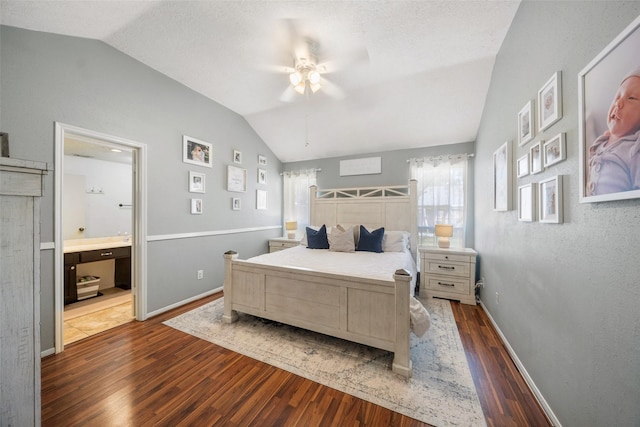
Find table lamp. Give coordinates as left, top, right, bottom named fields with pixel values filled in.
left=435, top=224, right=453, bottom=248
left=285, top=221, right=298, bottom=239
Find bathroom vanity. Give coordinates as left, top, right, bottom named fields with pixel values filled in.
left=64, top=237, right=132, bottom=304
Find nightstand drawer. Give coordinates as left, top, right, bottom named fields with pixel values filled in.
left=425, top=276, right=470, bottom=295
left=424, top=260, right=470, bottom=278
left=269, top=239, right=300, bottom=253
left=424, top=252, right=472, bottom=263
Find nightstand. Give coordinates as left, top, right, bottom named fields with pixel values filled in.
left=419, top=247, right=477, bottom=305
left=269, top=237, right=301, bottom=253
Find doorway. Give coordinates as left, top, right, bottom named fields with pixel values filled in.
left=54, top=123, right=147, bottom=353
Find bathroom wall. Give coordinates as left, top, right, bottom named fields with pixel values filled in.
left=63, top=155, right=132, bottom=239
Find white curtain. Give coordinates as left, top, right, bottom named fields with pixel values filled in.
left=283, top=169, right=317, bottom=236
left=410, top=154, right=469, bottom=248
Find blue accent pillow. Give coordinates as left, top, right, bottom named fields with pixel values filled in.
left=306, top=225, right=329, bottom=249
left=356, top=226, right=385, bottom=253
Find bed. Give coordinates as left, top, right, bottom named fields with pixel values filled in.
left=222, top=180, right=427, bottom=377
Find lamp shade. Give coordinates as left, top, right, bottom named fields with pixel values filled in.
left=285, top=221, right=297, bottom=231
left=435, top=224, right=454, bottom=237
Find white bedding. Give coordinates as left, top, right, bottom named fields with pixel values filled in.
left=246, top=245, right=431, bottom=337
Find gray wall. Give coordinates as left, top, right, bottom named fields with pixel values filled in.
left=475, top=2, right=640, bottom=426
left=284, top=142, right=476, bottom=247
left=0, top=26, right=282, bottom=351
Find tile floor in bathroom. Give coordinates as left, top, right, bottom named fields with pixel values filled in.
left=64, top=288, right=134, bottom=345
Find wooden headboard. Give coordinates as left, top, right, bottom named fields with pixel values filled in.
left=309, top=180, right=418, bottom=259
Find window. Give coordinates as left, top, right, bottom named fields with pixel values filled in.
left=283, top=169, right=317, bottom=237
left=410, top=155, right=469, bottom=248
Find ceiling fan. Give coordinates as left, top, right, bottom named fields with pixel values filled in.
left=270, top=20, right=369, bottom=103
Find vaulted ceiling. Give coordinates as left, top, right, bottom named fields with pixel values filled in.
left=1, top=0, right=520, bottom=162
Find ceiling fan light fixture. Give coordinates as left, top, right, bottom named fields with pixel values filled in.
left=308, top=70, right=321, bottom=85
left=309, top=82, right=321, bottom=93
left=293, top=81, right=306, bottom=95
left=289, top=71, right=303, bottom=86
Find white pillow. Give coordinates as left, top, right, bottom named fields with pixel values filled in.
left=383, top=231, right=410, bottom=252
left=329, top=225, right=356, bottom=252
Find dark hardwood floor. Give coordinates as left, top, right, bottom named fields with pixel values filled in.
left=41, top=293, right=551, bottom=426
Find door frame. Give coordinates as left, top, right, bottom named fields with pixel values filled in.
left=54, top=122, right=148, bottom=353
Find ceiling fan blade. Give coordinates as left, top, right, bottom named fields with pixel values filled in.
left=258, top=64, right=295, bottom=74
left=320, top=77, right=346, bottom=100
left=279, top=85, right=298, bottom=103
left=317, top=46, right=370, bottom=74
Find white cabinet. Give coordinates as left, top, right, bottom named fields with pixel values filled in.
left=419, top=247, right=477, bottom=305
left=1, top=157, right=48, bottom=426
left=268, top=238, right=301, bottom=253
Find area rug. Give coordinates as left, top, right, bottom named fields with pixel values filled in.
left=164, top=296, right=486, bottom=426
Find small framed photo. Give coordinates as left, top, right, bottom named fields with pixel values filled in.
left=190, top=198, right=203, bottom=215
left=256, top=189, right=267, bottom=210
left=227, top=165, right=247, bottom=193
left=518, top=100, right=535, bottom=146
left=492, top=140, right=512, bottom=211
left=517, top=154, right=530, bottom=178
left=537, top=71, right=562, bottom=132
left=258, top=168, right=266, bottom=185
left=258, top=155, right=267, bottom=166
left=188, top=171, right=205, bottom=193
left=543, top=133, right=566, bottom=168
left=232, top=197, right=241, bottom=211
left=233, top=149, right=242, bottom=164
left=539, top=175, right=563, bottom=224
left=530, top=141, right=543, bottom=174
left=183, top=135, right=212, bottom=168
left=518, top=183, right=536, bottom=222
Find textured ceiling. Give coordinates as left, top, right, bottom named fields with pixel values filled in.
left=1, top=0, right=520, bottom=162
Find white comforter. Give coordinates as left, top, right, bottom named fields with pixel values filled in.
left=247, top=246, right=431, bottom=337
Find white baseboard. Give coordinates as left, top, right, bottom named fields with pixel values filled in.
left=146, top=286, right=223, bottom=318
left=479, top=300, right=561, bottom=427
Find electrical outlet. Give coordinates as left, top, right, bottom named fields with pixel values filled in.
left=197, top=270, right=204, bottom=280
left=495, top=291, right=500, bottom=305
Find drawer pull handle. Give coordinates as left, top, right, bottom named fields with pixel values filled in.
left=437, top=265, right=455, bottom=270
left=101, top=252, right=113, bottom=256
left=438, top=281, right=455, bottom=287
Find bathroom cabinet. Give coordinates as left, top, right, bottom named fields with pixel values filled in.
left=1, top=157, right=48, bottom=426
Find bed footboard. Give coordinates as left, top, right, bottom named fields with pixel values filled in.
left=222, top=251, right=413, bottom=378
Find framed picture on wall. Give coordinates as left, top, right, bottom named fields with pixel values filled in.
left=578, top=15, right=640, bottom=203
left=258, top=155, right=267, bottom=166
left=232, top=197, right=241, bottom=211
left=543, top=133, right=566, bottom=168
left=227, top=165, right=247, bottom=192
left=539, top=175, right=563, bottom=224
left=190, top=198, right=203, bottom=214
left=492, top=140, right=512, bottom=211
left=258, top=168, right=266, bottom=185
left=530, top=141, right=543, bottom=174
left=183, top=135, right=212, bottom=168
left=537, top=71, right=563, bottom=132
left=517, top=154, right=530, bottom=178
left=256, top=189, right=267, bottom=210
left=188, top=171, right=205, bottom=193
left=518, top=100, right=535, bottom=146
left=518, top=183, right=536, bottom=222
left=233, top=149, right=242, bottom=164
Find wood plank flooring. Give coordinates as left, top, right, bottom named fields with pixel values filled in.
left=41, top=293, right=552, bottom=426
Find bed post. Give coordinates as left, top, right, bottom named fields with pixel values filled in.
left=409, top=179, right=418, bottom=261
left=392, top=268, right=413, bottom=378
left=222, top=251, right=239, bottom=323
left=309, top=184, right=318, bottom=225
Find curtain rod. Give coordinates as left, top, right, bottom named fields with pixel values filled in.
left=280, top=168, right=322, bottom=176
left=406, top=153, right=474, bottom=163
